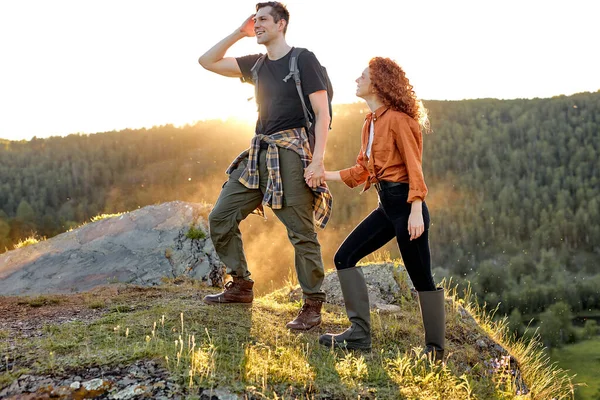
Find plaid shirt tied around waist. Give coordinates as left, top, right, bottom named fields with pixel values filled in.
left=226, top=127, right=333, bottom=229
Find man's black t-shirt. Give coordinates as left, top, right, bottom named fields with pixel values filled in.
left=236, top=48, right=327, bottom=136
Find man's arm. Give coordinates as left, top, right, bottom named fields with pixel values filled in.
left=304, top=90, right=330, bottom=188
left=198, top=14, right=255, bottom=77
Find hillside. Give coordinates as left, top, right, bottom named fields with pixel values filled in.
left=0, top=274, right=574, bottom=399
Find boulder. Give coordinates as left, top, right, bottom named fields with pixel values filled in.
left=0, top=201, right=224, bottom=296
left=320, top=262, right=414, bottom=311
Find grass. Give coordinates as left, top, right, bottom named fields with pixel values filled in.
left=16, top=295, right=64, bottom=308
left=550, top=336, right=600, bottom=400
left=65, top=212, right=126, bottom=233
left=84, top=296, right=106, bottom=310
left=90, top=212, right=125, bottom=223
left=13, top=235, right=45, bottom=249
left=185, top=225, right=206, bottom=240
left=186, top=209, right=209, bottom=240
left=0, top=268, right=577, bottom=399
left=448, top=282, right=578, bottom=399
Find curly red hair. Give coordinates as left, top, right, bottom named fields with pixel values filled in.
left=369, top=57, right=429, bottom=130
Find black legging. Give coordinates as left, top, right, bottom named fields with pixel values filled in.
left=334, top=183, right=436, bottom=292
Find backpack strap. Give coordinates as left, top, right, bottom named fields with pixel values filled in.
left=250, top=55, right=266, bottom=109
left=283, top=47, right=312, bottom=131
left=249, top=54, right=266, bottom=131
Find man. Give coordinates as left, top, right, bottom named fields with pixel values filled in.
left=198, top=2, right=331, bottom=331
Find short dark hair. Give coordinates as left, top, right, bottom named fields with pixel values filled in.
left=256, top=2, right=290, bottom=34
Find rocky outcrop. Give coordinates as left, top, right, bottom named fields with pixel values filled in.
left=291, top=262, right=415, bottom=313
left=0, top=201, right=224, bottom=296
left=324, top=263, right=411, bottom=306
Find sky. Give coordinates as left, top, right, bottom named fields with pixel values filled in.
left=0, top=0, right=599, bottom=141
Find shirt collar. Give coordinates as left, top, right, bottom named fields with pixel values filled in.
left=366, top=105, right=390, bottom=122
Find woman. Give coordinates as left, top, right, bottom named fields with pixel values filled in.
left=312, top=57, right=445, bottom=361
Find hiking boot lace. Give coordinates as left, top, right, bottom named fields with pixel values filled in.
left=297, top=302, right=311, bottom=316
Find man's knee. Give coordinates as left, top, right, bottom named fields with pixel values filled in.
left=208, top=208, right=235, bottom=240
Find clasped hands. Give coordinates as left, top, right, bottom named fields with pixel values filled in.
left=304, top=161, right=325, bottom=188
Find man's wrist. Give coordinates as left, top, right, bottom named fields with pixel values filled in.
left=312, top=155, right=324, bottom=165
left=232, top=29, right=247, bottom=39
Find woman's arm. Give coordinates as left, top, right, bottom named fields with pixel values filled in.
left=393, top=117, right=428, bottom=202
left=306, top=170, right=341, bottom=185
left=408, top=199, right=424, bottom=241
left=393, top=116, right=428, bottom=240
left=325, top=171, right=342, bottom=181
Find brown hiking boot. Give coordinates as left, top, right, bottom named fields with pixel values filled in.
left=203, top=277, right=254, bottom=305
left=286, top=298, right=322, bottom=330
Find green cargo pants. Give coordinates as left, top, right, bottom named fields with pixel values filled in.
left=208, top=147, right=326, bottom=302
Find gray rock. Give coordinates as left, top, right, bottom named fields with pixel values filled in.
left=0, top=201, right=226, bottom=295
left=153, top=381, right=166, bottom=389
left=117, top=377, right=137, bottom=386
left=375, top=304, right=402, bottom=314
left=321, top=263, right=412, bottom=308
left=70, top=381, right=81, bottom=389
left=82, top=378, right=106, bottom=391
left=32, top=377, right=54, bottom=390
left=476, top=339, right=487, bottom=348
left=458, top=305, right=477, bottom=324
left=494, top=344, right=506, bottom=353
left=201, top=388, right=241, bottom=400
left=110, top=384, right=147, bottom=399
left=0, top=379, right=20, bottom=397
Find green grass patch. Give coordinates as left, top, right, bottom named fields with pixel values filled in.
left=0, top=369, right=30, bottom=389
left=109, top=304, right=136, bottom=313
left=0, top=274, right=578, bottom=399
left=17, top=295, right=63, bottom=308
left=185, top=225, right=206, bottom=240
left=86, top=300, right=106, bottom=310
left=550, top=336, right=600, bottom=400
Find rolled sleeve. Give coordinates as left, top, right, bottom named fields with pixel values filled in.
left=340, top=151, right=369, bottom=188
left=393, top=117, right=428, bottom=202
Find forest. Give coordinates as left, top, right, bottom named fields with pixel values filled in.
left=1, top=91, right=599, bottom=348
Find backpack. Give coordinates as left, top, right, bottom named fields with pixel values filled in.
left=246, top=47, right=334, bottom=153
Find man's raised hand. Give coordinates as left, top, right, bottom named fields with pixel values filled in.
left=239, top=14, right=256, bottom=37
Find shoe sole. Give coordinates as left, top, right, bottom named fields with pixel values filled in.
left=286, top=323, right=321, bottom=331
left=318, top=337, right=371, bottom=350
left=203, top=298, right=253, bottom=306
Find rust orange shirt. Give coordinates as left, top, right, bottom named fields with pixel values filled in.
left=339, top=106, right=428, bottom=202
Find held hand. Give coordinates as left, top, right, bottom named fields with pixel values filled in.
left=239, top=14, right=256, bottom=37
left=304, top=161, right=325, bottom=188
left=407, top=210, right=425, bottom=241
